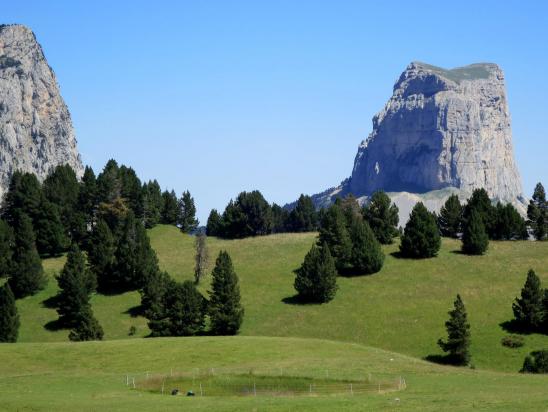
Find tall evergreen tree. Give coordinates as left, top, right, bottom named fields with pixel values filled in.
left=1, top=171, right=42, bottom=226
left=78, top=166, right=98, bottom=222
left=271, top=203, right=289, bottom=233
left=463, top=188, right=496, bottom=238
left=527, top=183, right=546, bottom=241
left=0, top=282, right=19, bottom=342
left=194, top=234, right=209, bottom=284
left=0, top=220, right=14, bottom=278
left=294, top=243, right=338, bottom=303
left=362, top=191, right=399, bottom=244
left=34, top=199, right=69, bottom=256
left=318, top=204, right=352, bottom=271
left=42, top=164, right=80, bottom=233
left=437, top=194, right=463, bottom=238
left=492, top=202, right=528, bottom=240
left=68, top=306, right=104, bottom=341
left=178, top=190, right=199, bottom=233
left=161, top=190, right=179, bottom=225
left=208, top=251, right=244, bottom=335
left=437, top=294, right=471, bottom=365
left=287, top=194, right=318, bottom=232
left=56, top=244, right=97, bottom=327
left=164, top=280, right=206, bottom=336
left=349, top=219, right=384, bottom=275
left=521, top=350, right=548, bottom=374
left=8, top=212, right=46, bottom=298
left=87, top=219, right=115, bottom=292
left=206, top=209, right=223, bottom=236
left=119, top=166, right=144, bottom=217
left=461, top=209, right=489, bottom=255
left=400, top=202, right=441, bottom=258
left=220, top=191, right=272, bottom=238
left=141, top=271, right=175, bottom=332
left=96, top=159, right=121, bottom=204
left=512, top=269, right=544, bottom=331
left=142, top=180, right=163, bottom=228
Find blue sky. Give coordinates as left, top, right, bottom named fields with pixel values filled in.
left=3, top=1, right=547, bottom=222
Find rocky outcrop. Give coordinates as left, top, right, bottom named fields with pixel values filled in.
left=0, top=24, right=83, bottom=196
left=310, top=62, right=526, bottom=222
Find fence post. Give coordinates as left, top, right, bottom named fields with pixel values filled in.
left=350, top=383, right=353, bottom=395
left=378, top=383, right=380, bottom=393
left=132, top=377, right=136, bottom=389
left=161, top=379, right=165, bottom=395
left=126, top=374, right=129, bottom=386
left=253, top=381, right=257, bottom=396
left=200, top=383, right=203, bottom=396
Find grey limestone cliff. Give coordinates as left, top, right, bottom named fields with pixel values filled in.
left=0, top=24, right=83, bottom=196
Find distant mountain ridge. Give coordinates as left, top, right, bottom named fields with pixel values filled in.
left=307, top=62, right=525, bottom=222
left=0, top=24, right=83, bottom=196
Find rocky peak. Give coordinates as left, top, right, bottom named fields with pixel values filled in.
left=0, top=24, right=83, bottom=196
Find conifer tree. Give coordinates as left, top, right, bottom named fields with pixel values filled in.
left=318, top=204, right=352, bottom=271
left=56, top=244, right=96, bottom=327
left=437, top=294, right=471, bottom=365
left=178, top=190, right=199, bottom=233
left=142, top=180, right=163, bottom=228
left=461, top=209, right=489, bottom=255
left=141, top=271, right=175, bottom=331
left=1, top=171, right=42, bottom=226
left=87, top=219, right=115, bottom=292
left=294, top=243, right=338, bottom=303
left=8, top=212, right=46, bottom=298
left=527, top=183, right=546, bottom=241
left=362, top=191, right=399, bottom=244
left=161, top=190, right=179, bottom=224
left=0, top=282, right=19, bottom=342
left=437, top=194, right=463, bottom=238
left=194, top=234, right=209, bottom=284
left=96, top=159, right=121, bottom=204
left=521, top=350, right=548, bottom=373
left=349, top=219, right=384, bottom=275
left=287, top=194, right=318, bottom=232
left=119, top=165, right=144, bottom=217
left=463, top=188, right=496, bottom=238
left=42, top=164, right=80, bottom=233
left=399, top=202, right=441, bottom=258
left=513, top=269, right=544, bottom=331
left=0, top=220, right=14, bottom=278
left=78, top=166, right=98, bottom=222
left=271, top=203, right=289, bottom=233
left=34, top=199, right=69, bottom=257
left=165, top=280, right=206, bottom=336
left=206, top=209, right=223, bottom=236
left=208, top=251, right=244, bottom=335
left=68, top=306, right=104, bottom=341
left=492, top=202, right=528, bottom=240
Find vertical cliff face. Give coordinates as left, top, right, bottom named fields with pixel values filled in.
left=0, top=24, right=83, bottom=195
left=349, top=62, right=523, bottom=203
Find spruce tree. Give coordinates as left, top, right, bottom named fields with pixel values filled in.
left=287, top=194, right=318, bottom=232
left=463, top=188, right=496, bottom=238
left=349, top=219, right=384, bottom=275
left=161, top=190, right=179, bottom=225
left=34, top=199, right=69, bottom=257
left=437, top=294, right=471, bottom=365
left=119, top=165, right=144, bottom=217
left=96, top=159, right=121, bottom=204
left=165, top=280, right=206, bottom=336
left=521, top=350, right=548, bottom=373
left=208, top=251, right=244, bottom=335
left=271, top=203, right=289, bottom=233
left=294, top=243, right=338, bottom=303
left=42, top=164, right=80, bottom=233
left=527, top=183, right=546, bottom=240
left=492, top=202, right=528, bottom=240
left=206, top=209, right=223, bottom=236
left=513, top=269, right=544, bottom=331
left=8, top=212, right=46, bottom=298
left=0, top=282, right=19, bottom=342
left=178, top=191, right=199, bottom=233
left=1, top=171, right=42, bottom=226
left=78, top=166, right=98, bottom=223
left=318, top=204, right=352, bottom=271
left=437, top=194, right=463, bottom=238
left=399, top=202, right=441, bottom=258
left=362, top=191, right=399, bottom=244
left=142, top=180, right=163, bottom=228
left=0, top=220, right=14, bottom=278
left=461, top=209, right=489, bottom=255
left=141, top=271, right=175, bottom=333
left=87, top=219, right=115, bottom=292
left=68, top=306, right=104, bottom=341
left=56, top=244, right=96, bottom=327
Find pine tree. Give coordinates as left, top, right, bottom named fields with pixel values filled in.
left=437, top=194, right=463, bottom=238
left=178, top=190, right=199, bottom=233
left=437, top=294, right=471, bottom=365
left=56, top=244, right=96, bottom=327
left=206, top=209, right=223, bottom=236
left=271, top=203, right=289, bottom=233
left=318, top=204, right=352, bottom=271
left=1, top=171, right=42, bottom=226
left=362, top=191, right=399, bottom=244
left=287, top=194, right=318, bottom=232
left=461, top=209, right=489, bottom=255
left=165, top=280, right=206, bottom=336
left=141, top=271, right=175, bottom=332
left=78, top=166, right=98, bottom=223
left=513, top=269, right=544, bottom=331
left=400, top=202, right=441, bottom=258
left=119, top=166, right=144, bottom=217
left=0, top=220, right=14, bottom=278
left=8, top=212, right=46, bottom=298
left=294, top=243, right=338, bottom=303
left=0, top=282, right=19, bottom=342
left=208, top=251, right=244, bottom=335
left=521, top=350, right=548, bottom=373
left=42, top=164, right=80, bottom=234
left=463, top=188, right=496, bottom=238
left=492, top=202, right=528, bottom=240
left=220, top=191, right=273, bottom=238
left=87, top=219, right=115, bottom=292
left=34, top=199, right=69, bottom=257
left=142, top=180, right=163, bottom=228
left=349, top=219, right=384, bottom=275
left=96, top=159, right=121, bottom=204
left=161, top=190, right=179, bottom=225
left=68, top=306, right=104, bottom=341
left=194, top=234, right=209, bottom=284
left=527, top=183, right=546, bottom=241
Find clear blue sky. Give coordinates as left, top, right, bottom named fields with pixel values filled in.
left=3, top=1, right=547, bottom=222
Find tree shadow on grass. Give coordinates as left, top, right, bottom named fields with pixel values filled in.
left=389, top=251, right=438, bottom=260
left=41, top=295, right=59, bottom=309
left=424, top=354, right=457, bottom=366
left=499, top=319, right=533, bottom=335
left=281, top=295, right=322, bottom=305
left=44, top=318, right=66, bottom=332
left=124, top=305, right=144, bottom=318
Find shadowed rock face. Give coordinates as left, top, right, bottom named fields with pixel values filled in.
left=0, top=24, right=83, bottom=196
left=349, top=62, right=523, bottom=202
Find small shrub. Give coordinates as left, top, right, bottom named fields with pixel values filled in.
left=128, top=326, right=137, bottom=336
left=501, top=335, right=524, bottom=348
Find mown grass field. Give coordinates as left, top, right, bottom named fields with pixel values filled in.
left=1, top=336, right=548, bottom=411
left=17, top=225, right=548, bottom=372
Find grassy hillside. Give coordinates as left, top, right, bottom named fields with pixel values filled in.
left=1, top=336, right=547, bottom=411
left=16, top=225, right=548, bottom=373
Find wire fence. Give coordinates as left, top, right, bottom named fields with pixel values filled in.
left=124, top=367, right=406, bottom=397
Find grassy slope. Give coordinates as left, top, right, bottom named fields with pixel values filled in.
left=1, top=336, right=547, bottom=411
left=16, top=225, right=548, bottom=372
